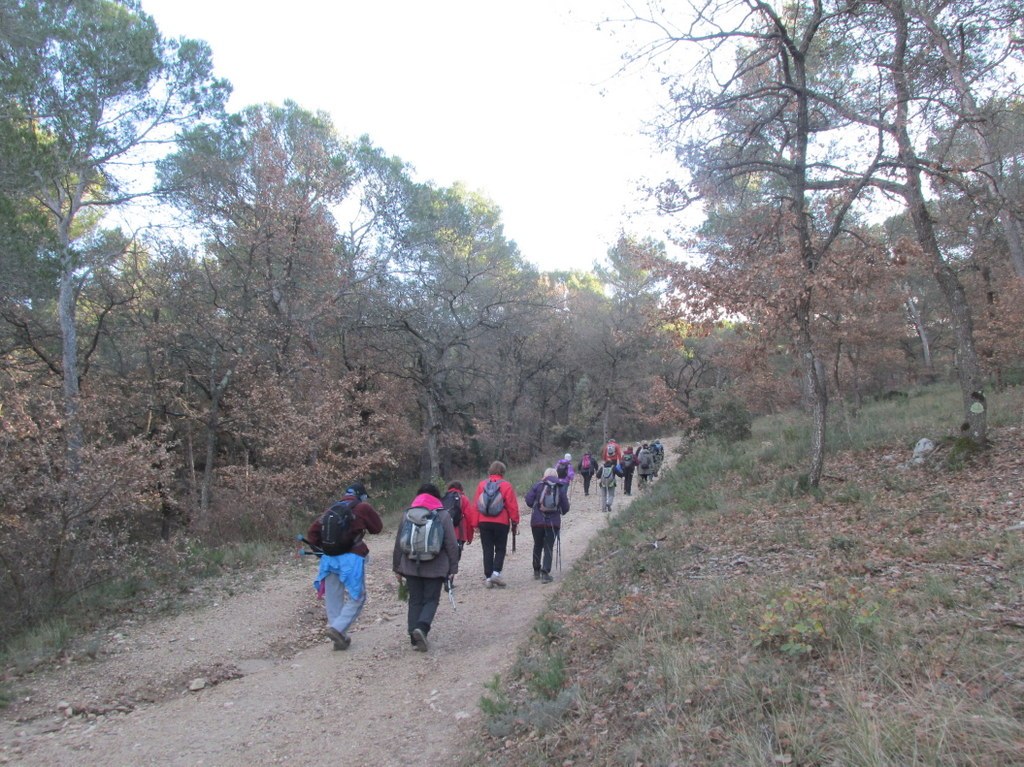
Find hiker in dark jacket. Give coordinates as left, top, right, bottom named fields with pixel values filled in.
left=621, top=446, right=637, bottom=495
left=636, top=443, right=655, bottom=489
left=393, top=483, right=460, bottom=652
left=307, top=481, right=383, bottom=651
left=444, top=480, right=474, bottom=558
left=524, top=467, right=570, bottom=584
left=596, top=459, right=626, bottom=513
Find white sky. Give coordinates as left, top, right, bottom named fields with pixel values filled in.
left=138, top=0, right=681, bottom=273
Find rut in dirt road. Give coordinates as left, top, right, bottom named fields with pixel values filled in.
left=0, top=440, right=680, bottom=767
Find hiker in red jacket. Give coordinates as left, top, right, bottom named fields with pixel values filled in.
left=603, top=439, right=622, bottom=464
left=577, top=451, right=596, bottom=496
left=468, top=461, right=520, bottom=587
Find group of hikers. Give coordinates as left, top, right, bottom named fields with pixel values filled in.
left=575, top=438, right=665, bottom=510
left=303, top=438, right=666, bottom=654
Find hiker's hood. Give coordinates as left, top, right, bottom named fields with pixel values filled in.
left=410, top=493, right=444, bottom=510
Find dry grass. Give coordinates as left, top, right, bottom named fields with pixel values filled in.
left=463, top=385, right=1024, bottom=766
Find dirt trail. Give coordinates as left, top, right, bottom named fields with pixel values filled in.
left=0, top=440, right=678, bottom=766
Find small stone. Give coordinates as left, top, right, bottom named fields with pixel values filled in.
left=188, top=677, right=208, bottom=692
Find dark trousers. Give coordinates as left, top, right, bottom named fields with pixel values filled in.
left=531, top=525, right=559, bottom=574
left=623, top=468, right=635, bottom=494
left=477, top=521, right=510, bottom=577
left=581, top=472, right=593, bottom=495
left=405, top=575, right=443, bottom=636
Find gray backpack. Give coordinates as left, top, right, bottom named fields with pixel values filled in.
left=477, top=479, right=505, bottom=517
left=538, top=480, right=560, bottom=514
left=399, top=506, right=445, bottom=561
left=598, top=465, right=615, bottom=488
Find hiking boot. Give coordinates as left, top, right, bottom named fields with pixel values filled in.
left=485, top=576, right=494, bottom=588
left=412, top=628, right=429, bottom=652
left=489, top=573, right=506, bottom=587
left=326, top=627, right=350, bottom=651
left=533, top=570, right=541, bottom=580
left=540, top=572, right=553, bottom=584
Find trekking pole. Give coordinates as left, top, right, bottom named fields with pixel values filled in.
left=295, top=534, right=323, bottom=558
left=444, top=576, right=457, bottom=612
left=555, top=526, right=562, bottom=573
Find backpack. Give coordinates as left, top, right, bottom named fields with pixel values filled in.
left=598, top=465, right=615, bottom=488
left=398, top=506, right=445, bottom=562
left=638, top=448, right=653, bottom=472
left=621, top=452, right=635, bottom=470
left=556, top=460, right=569, bottom=479
left=441, top=490, right=463, bottom=530
left=605, top=442, right=617, bottom=459
left=477, top=479, right=505, bottom=517
left=320, top=499, right=358, bottom=556
left=538, top=480, right=560, bottom=514
left=581, top=454, right=591, bottom=471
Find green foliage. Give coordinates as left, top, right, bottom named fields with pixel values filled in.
left=757, top=583, right=882, bottom=657
left=0, top=617, right=73, bottom=673
left=696, top=394, right=753, bottom=442
left=532, top=615, right=565, bottom=646
left=772, top=472, right=824, bottom=501
left=479, top=674, right=511, bottom=720
left=521, top=653, right=568, bottom=700
left=943, top=435, right=985, bottom=470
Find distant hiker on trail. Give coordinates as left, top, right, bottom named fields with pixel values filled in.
left=307, top=482, right=383, bottom=651
left=468, top=461, right=520, bottom=588
left=603, top=438, right=622, bottom=464
left=636, top=443, right=655, bottom=489
left=652, top=440, right=665, bottom=476
left=556, top=453, right=575, bottom=485
left=577, top=451, right=596, bottom=496
left=393, top=483, right=460, bottom=653
left=620, top=445, right=637, bottom=496
left=524, top=467, right=570, bottom=584
left=597, top=458, right=625, bottom=513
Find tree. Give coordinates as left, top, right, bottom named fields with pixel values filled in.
left=0, top=0, right=227, bottom=487
left=359, top=180, right=535, bottom=479
left=635, top=0, right=877, bottom=486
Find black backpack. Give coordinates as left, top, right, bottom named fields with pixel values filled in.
left=320, top=499, right=358, bottom=555
left=441, top=489, right=463, bottom=529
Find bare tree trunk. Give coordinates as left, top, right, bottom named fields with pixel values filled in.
left=796, top=315, right=827, bottom=487
left=903, top=292, right=933, bottom=373
left=197, top=353, right=231, bottom=534
left=57, top=247, right=83, bottom=481
left=891, top=0, right=987, bottom=444
left=423, top=393, right=441, bottom=482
